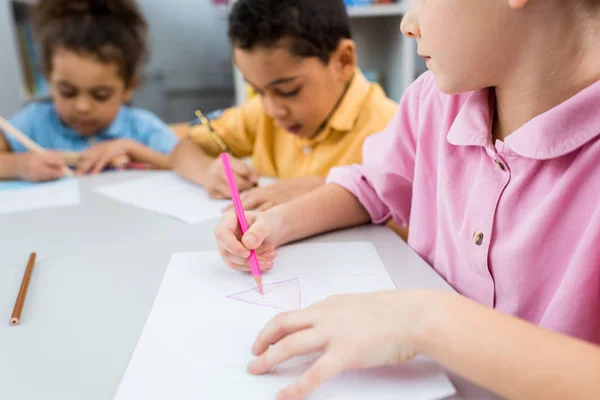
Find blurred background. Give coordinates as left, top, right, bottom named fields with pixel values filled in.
left=0, top=0, right=425, bottom=123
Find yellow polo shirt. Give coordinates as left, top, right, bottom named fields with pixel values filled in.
left=188, top=69, right=398, bottom=179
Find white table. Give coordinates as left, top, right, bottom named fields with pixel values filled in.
left=0, top=172, right=500, bottom=400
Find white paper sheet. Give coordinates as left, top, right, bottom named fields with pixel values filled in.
left=0, top=179, right=80, bottom=214
left=258, top=176, right=278, bottom=187
left=114, top=242, right=456, bottom=400
left=95, top=172, right=229, bottom=224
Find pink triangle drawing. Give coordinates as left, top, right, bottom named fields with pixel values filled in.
left=227, top=278, right=301, bottom=311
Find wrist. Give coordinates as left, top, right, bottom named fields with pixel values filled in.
left=13, top=153, right=28, bottom=180
left=120, top=139, right=138, bottom=155
left=266, top=204, right=290, bottom=246
left=406, top=291, right=457, bottom=358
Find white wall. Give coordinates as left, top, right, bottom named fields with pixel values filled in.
left=133, top=0, right=234, bottom=122
left=0, top=0, right=27, bottom=117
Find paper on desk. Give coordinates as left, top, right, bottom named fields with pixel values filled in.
left=114, top=242, right=455, bottom=400
left=258, top=176, right=277, bottom=187
left=95, top=172, right=229, bottom=224
left=0, top=178, right=80, bottom=214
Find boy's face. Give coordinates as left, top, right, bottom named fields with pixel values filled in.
left=401, top=0, right=525, bottom=94
left=48, top=48, right=134, bottom=136
left=234, top=40, right=354, bottom=138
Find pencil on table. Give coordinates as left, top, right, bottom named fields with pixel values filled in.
left=0, top=116, right=74, bottom=177
left=10, top=252, right=37, bottom=326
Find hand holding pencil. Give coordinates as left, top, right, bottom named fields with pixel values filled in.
left=204, top=156, right=259, bottom=199
left=16, top=151, right=70, bottom=182
left=220, top=153, right=268, bottom=293
left=0, top=116, right=73, bottom=180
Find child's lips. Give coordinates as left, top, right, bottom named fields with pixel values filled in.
left=286, top=124, right=302, bottom=134
left=73, top=120, right=97, bottom=130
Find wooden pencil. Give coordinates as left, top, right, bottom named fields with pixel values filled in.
left=10, top=252, right=37, bottom=326
left=0, top=116, right=74, bottom=177
left=194, top=109, right=234, bottom=156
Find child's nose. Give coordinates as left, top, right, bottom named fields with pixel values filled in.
left=75, top=97, right=92, bottom=114
left=400, top=5, right=421, bottom=39
left=263, top=95, right=289, bottom=120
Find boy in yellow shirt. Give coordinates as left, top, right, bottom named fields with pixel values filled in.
left=171, top=0, right=397, bottom=212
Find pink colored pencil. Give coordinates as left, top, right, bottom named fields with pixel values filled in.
left=220, top=153, right=264, bottom=294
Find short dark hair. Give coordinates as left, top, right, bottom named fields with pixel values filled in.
left=31, top=0, right=148, bottom=86
left=228, top=0, right=352, bottom=65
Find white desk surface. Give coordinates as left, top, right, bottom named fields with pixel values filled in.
left=0, top=171, right=500, bottom=400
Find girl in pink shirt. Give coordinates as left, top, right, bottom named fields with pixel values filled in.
left=215, top=0, right=600, bottom=398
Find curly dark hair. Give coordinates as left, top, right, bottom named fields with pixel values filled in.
left=228, top=0, right=352, bottom=65
left=31, top=0, right=148, bottom=86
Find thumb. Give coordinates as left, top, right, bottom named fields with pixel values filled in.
left=248, top=167, right=260, bottom=185
left=242, top=216, right=271, bottom=250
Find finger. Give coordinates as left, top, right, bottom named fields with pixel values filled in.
left=277, top=352, right=345, bottom=400
left=255, top=239, right=276, bottom=253
left=215, top=213, right=250, bottom=258
left=210, top=178, right=233, bottom=200
left=218, top=245, right=274, bottom=270
left=229, top=158, right=257, bottom=181
left=48, top=167, right=65, bottom=181
left=226, top=262, right=252, bottom=272
left=75, top=158, right=96, bottom=175
left=255, top=247, right=276, bottom=259
left=37, top=165, right=64, bottom=182
left=259, top=261, right=274, bottom=272
left=240, top=190, right=264, bottom=211
left=249, top=169, right=261, bottom=184
left=252, top=311, right=315, bottom=356
left=208, top=184, right=231, bottom=200
left=241, top=215, right=272, bottom=250
left=257, top=201, right=276, bottom=212
left=92, top=155, right=114, bottom=174
left=111, top=154, right=130, bottom=168
left=236, top=176, right=256, bottom=192
left=218, top=247, right=251, bottom=271
left=248, top=329, right=325, bottom=375
left=42, top=152, right=68, bottom=168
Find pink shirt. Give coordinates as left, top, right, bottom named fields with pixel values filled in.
left=328, top=71, right=600, bottom=343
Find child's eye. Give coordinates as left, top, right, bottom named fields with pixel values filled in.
left=92, top=94, right=112, bottom=102
left=60, top=91, right=77, bottom=99
left=278, top=87, right=302, bottom=98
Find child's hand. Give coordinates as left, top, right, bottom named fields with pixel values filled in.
left=17, top=151, right=68, bottom=182
left=76, top=139, right=133, bottom=175
left=204, top=157, right=259, bottom=199
left=215, top=209, right=283, bottom=272
left=224, top=177, right=325, bottom=212
left=248, top=291, right=427, bottom=400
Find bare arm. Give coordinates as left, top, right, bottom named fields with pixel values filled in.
left=419, top=293, right=600, bottom=400
left=0, top=134, right=20, bottom=179
left=169, top=122, right=190, bottom=139
left=126, top=140, right=171, bottom=170
left=249, top=289, right=600, bottom=400
left=274, top=183, right=371, bottom=245
left=170, top=137, right=216, bottom=186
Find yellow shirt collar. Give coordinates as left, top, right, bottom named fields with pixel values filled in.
left=296, top=69, right=372, bottom=147
left=328, top=69, right=372, bottom=132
